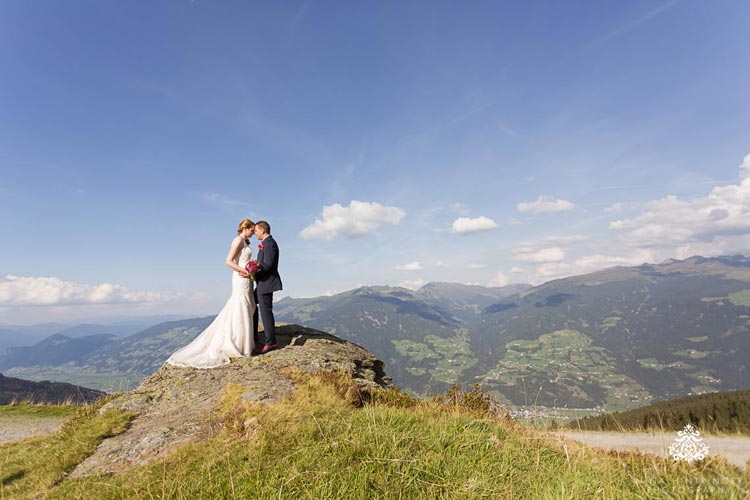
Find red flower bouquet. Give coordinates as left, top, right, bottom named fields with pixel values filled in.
left=245, top=260, right=261, bottom=280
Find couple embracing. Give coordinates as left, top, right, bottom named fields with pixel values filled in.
left=166, top=219, right=282, bottom=369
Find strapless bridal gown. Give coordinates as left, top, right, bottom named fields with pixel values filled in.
left=166, top=242, right=256, bottom=368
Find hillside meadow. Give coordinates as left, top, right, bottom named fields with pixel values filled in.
left=1, top=373, right=748, bottom=499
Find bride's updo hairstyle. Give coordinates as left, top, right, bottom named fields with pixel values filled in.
left=237, top=218, right=255, bottom=235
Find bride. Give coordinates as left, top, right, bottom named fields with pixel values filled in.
left=166, top=219, right=257, bottom=368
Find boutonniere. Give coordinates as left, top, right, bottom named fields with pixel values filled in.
left=258, top=243, right=264, bottom=251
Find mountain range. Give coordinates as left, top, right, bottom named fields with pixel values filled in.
left=0, top=316, right=188, bottom=352
left=1, top=255, right=748, bottom=410
left=275, top=255, right=750, bottom=410
left=0, top=317, right=215, bottom=391
left=0, top=372, right=104, bottom=405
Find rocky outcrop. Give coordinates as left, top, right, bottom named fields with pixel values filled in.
left=71, top=324, right=392, bottom=477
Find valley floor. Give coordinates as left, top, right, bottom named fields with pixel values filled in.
left=553, top=430, right=750, bottom=469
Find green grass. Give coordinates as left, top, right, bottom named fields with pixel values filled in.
left=0, top=398, right=135, bottom=499
left=728, top=290, right=750, bottom=306
left=391, top=329, right=478, bottom=385
left=481, top=330, right=652, bottom=410
left=599, top=316, right=622, bottom=329
left=36, top=374, right=750, bottom=499
left=701, top=290, right=750, bottom=307
left=0, top=403, right=77, bottom=419
left=675, top=349, right=710, bottom=360
left=686, top=336, right=709, bottom=343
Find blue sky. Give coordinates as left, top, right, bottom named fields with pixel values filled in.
left=1, top=1, right=749, bottom=324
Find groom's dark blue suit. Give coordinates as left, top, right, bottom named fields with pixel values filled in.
left=253, top=235, right=282, bottom=347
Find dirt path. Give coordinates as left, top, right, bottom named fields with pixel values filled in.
left=0, top=416, right=68, bottom=443
left=553, top=430, right=750, bottom=469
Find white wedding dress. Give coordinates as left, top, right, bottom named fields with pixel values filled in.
left=166, top=241, right=256, bottom=369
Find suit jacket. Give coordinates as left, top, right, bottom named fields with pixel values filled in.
left=255, top=235, right=282, bottom=294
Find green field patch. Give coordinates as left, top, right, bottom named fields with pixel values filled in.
left=674, top=349, right=709, bottom=359
left=685, top=336, right=708, bottom=343
left=481, top=330, right=651, bottom=409
left=599, top=317, right=621, bottom=329
left=405, top=367, right=427, bottom=376
left=728, top=290, right=750, bottom=306
left=392, top=329, right=477, bottom=384
left=637, top=358, right=666, bottom=370
left=506, top=338, right=539, bottom=351
left=390, top=339, right=439, bottom=363
left=690, top=385, right=718, bottom=394
left=667, top=361, right=696, bottom=371
left=700, top=296, right=726, bottom=303
left=687, top=369, right=722, bottom=387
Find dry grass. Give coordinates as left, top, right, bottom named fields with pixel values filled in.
left=36, top=372, right=750, bottom=499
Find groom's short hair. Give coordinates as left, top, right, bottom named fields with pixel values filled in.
left=257, top=221, right=271, bottom=234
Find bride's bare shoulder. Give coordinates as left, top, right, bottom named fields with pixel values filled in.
left=229, top=235, right=244, bottom=248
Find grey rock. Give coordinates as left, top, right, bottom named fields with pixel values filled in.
left=71, top=324, right=392, bottom=477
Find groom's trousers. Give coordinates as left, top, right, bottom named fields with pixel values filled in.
left=254, top=290, right=277, bottom=346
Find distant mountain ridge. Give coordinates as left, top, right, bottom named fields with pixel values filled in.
left=0, top=318, right=185, bottom=353
left=276, top=256, right=750, bottom=410
left=2, top=255, right=749, bottom=410
left=471, top=255, right=750, bottom=409
left=0, top=373, right=104, bottom=405
left=0, top=316, right=216, bottom=391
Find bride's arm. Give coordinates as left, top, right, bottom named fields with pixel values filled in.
left=225, top=236, right=249, bottom=276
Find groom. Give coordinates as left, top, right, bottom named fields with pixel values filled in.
left=253, top=220, right=282, bottom=354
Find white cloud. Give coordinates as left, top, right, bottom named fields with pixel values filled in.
left=511, top=266, right=525, bottom=273
left=541, top=234, right=588, bottom=246
left=435, top=261, right=446, bottom=268
left=0, top=275, right=187, bottom=306
left=448, top=202, right=471, bottom=216
left=395, top=261, right=423, bottom=271
left=740, top=154, right=750, bottom=181
left=609, top=155, right=750, bottom=256
left=467, top=263, right=487, bottom=270
left=515, top=246, right=565, bottom=263
left=534, top=250, right=654, bottom=282
left=489, top=272, right=509, bottom=287
left=604, top=202, right=625, bottom=214
left=517, top=196, right=575, bottom=214
left=451, top=216, right=498, bottom=235
left=398, top=278, right=426, bottom=290
left=300, top=200, right=406, bottom=240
